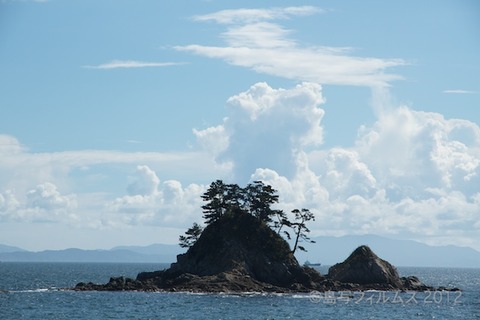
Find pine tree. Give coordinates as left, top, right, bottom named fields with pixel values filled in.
left=244, top=181, right=280, bottom=223
left=290, top=208, right=316, bottom=253
left=179, top=222, right=203, bottom=248
left=201, top=180, right=228, bottom=224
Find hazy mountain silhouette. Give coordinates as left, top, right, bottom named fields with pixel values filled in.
left=0, top=245, right=181, bottom=263
left=295, top=235, right=480, bottom=268
left=0, top=244, right=26, bottom=253
left=1, top=235, right=479, bottom=267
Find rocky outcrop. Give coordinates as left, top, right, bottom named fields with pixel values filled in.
left=326, top=245, right=460, bottom=291
left=73, top=214, right=458, bottom=293
left=162, top=211, right=319, bottom=288
left=75, top=211, right=325, bottom=292
left=328, top=245, right=403, bottom=289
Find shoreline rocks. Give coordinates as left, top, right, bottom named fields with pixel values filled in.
left=74, top=244, right=459, bottom=293
left=73, top=213, right=459, bottom=293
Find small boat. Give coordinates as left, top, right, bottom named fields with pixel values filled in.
left=304, top=260, right=321, bottom=267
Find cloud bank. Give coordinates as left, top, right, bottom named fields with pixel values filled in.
left=1, top=77, right=478, bottom=248
left=193, top=82, right=480, bottom=248
left=0, top=134, right=222, bottom=228
left=0, top=182, right=77, bottom=223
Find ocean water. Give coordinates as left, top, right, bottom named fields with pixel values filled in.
left=0, top=263, right=479, bottom=319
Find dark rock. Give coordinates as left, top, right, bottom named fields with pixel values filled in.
left=75, top=211, right=324, bottom=293
left=401, top=275, right=432, bottom=291
left=73, top=216, right=458, bottom=293
left=327, top=245, right=403, bottom=288
left=164, top=211, right=315, bottom=288
left=136, top=270, right=164, bottom=282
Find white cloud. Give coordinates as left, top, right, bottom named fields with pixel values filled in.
left=194, top=82, right=480, bottom=249
left=321, top=148, right=377, bottom=199
left=0, top=134, right=25, bottom=154
left=0, top=190, right=20, bottom=217
left=356, top=106, right=480, bottom=198
left=177, top=6, right=406, bottom=87
left=126, top=165, right=160, bottom=196
left=0, top=135, right=222, bottom=196
left=194, top=82, right=325, bottom=181
left=25, top=182, right=77, bottom=212
left=0, top=182, right=77, bottom=223
left=83, top=60, right=187, bottom=70
left=193, top=6, right=322, bottom=24
left=2, top=75, right=479, bottom=249
left=443, top=89, right=477, bottom=94
left=108, top=165, right=205, bottom=227
left=0, top=134, right=225, bottom=228
left=192, top=125, right=229, bottom=157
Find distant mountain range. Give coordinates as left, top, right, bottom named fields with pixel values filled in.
left=1, top=235, right=479, bottom=267
left=295, top=235, right=480, bottom=268
left=0, top=244, right=26, bottom=253
left=0, top=244, right=182, bottom=263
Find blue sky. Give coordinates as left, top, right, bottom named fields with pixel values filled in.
left=0, top=0, right=479, bottom=251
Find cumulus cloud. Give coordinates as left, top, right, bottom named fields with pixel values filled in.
left=194, top=82, right=325, bottom=181
left=355, top=106, right=480, bottom=199
left=109, top=165, right=205, bottom=226
left=0, top=182, right=77, bottom=223
left=321, top=148, right=377, bottom=199
left=0, top=134, right=224, bottom=228
left=127, top=165, right=160, bottom=196
left=192, top=125, right=229, bottom=157
left=193, top=82, right=480, bottom=248
left=26, top=182, right=77, bottom=211
left=3, top=75, right=478, bottom=249
left=177, top=6, right=406, bottom=87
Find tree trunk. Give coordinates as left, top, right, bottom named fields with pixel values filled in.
left=292, top=225, right=301, bottom=254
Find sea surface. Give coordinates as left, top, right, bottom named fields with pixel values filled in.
left=0, top=262, right=479, bottom=319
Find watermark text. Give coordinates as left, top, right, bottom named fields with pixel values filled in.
left=308, top=290, right=462, bottom=305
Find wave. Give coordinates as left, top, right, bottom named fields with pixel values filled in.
left=8, top=287, right=61, bottom=293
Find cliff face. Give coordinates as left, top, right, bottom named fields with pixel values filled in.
left=163, top=210, right=321, bottom=289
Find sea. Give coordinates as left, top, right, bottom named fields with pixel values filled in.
left=0, top=262, right=479, bottom=319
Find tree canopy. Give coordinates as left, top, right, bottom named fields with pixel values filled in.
left=179, top=180, right=316, bottom=254
left=179, top=222, right=203, bottom=248
left=201, top=180, right=282, bottom=224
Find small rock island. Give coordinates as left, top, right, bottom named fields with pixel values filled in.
left=74, top=180, right=458, bottom=293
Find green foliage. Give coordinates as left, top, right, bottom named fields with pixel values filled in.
left=273, top=210, right=291, bottom=234
left=182, top=179, right=316, bottom=254
left=179, top=222, right=204, bottom=248
left=200, top=180, right=282, bottom=225
left=244, top=181, right=281, bottom=222
left=201, top=180, right=229, bottom=224
left=290, top=208, right=316, bottom=254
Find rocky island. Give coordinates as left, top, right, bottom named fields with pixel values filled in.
left=74, top=180, right=458, bottom=293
